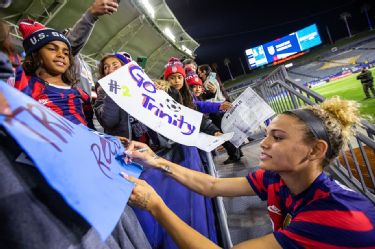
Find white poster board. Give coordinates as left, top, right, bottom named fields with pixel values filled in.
left=98, top=62, right=232, bottom=151
left=221, top=87, right=275, bottom=147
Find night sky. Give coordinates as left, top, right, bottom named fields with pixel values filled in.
left=166, top=0, right=374, bottom=81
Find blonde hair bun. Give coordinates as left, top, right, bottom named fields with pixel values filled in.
left=320, top=96, right=360, bottom=129
left=308, top=96, right=360, bottom=143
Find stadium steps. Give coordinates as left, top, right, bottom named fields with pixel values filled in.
left=213, top=138, right=272, bottom=245
left=287, top=69, right=321, bottom=80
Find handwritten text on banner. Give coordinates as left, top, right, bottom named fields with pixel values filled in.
left=0, top=82, right=142, bottom=240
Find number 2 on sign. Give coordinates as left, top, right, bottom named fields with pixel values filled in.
left=122, top=85, right=131, bottom=97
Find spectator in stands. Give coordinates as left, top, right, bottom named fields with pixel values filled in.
left=15, top=19, right=94, bottom=127
left=64, top=0, right=119, bottom=97
left=64, top=0, right=120, bottom=131
left=124, top=96, right=375, bottom=249
left=95, top=51, right=157, bottom=147
left=0, top=2, right=151, bottom=249
left=185, top=68, right=242, bottom=165
left=186, top=67, right=232, bottom=113
left=187, top=68, right=204, bottom=97
left=182, top=58, right=197, bottom=72
left=0, top=19, right=22, bottom=86
left=133, top=57, right=218, bottom=249
left=0, top=51, right=12, bottom=82
left=0, top=0, right=13, bottom=82
left=95, top=52, right=133, bottom=138
left=357, top=67, right=375, bottom=99
left=197, top=65, right=243, bottom=164
left=198, top=64, right=231, bottom=102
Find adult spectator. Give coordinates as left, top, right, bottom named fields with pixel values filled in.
left=186, top=68, right=242, bottom=164
left=197, top=64, right=242, bottom=164
left=198, top=64, right=231, bottom=102
left=64, top=0, right=119, bottom=131
left=0, top=19, right=22, bottom=85
left=356, top=67, right=375, bottom=99
left=64, top=0, right=119, bottom=96
left=0, top=51, right=12, bottom=81
left=0, top=0, right=13, bottom=82
left=182, top=58, right=197, bottom=72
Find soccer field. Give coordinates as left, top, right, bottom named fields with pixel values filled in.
left=312, top=68, right=375, bottom=122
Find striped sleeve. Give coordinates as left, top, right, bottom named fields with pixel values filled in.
left=274, top=208, right=375, bottom=248
left=246, top=169, right=273, bottom=201
left=76, top=87, right=92, bottom=126
left=14, top=68, right=31, bottom=94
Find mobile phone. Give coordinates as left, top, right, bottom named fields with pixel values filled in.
left=207, top=72, right=216, bottom=82
left=204, top=72, right=216, bottom=89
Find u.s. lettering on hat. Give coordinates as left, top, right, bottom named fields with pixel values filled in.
left=164, top=57, right=186, bottom=80
left=18, top=18, right=71, bottom=55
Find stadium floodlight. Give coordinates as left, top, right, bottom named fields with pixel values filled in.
left=140, top=0, right=155, bottom=19
left=163, top=27, right=176, bottom=42
left=182, top=45, right=192, bottom=56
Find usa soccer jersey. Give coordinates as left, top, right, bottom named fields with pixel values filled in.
left=247, top=169, right=375, bottom=248
left=15, top=70, right=91, bottom=126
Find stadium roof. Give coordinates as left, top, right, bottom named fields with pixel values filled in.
left=1, top=0, right=199, bottom=79
left=2, top=0, right=374, bottom=81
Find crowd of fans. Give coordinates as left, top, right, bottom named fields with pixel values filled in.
left=1, top=0, right=375, bottom=249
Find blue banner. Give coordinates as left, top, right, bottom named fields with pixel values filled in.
left=0, top=82, right=142, bottom=240
left=296, top=24, right=322, bottom=51
left=263, top=34, right=301, bottom=63
left=245, top=23, right=322, bottom=69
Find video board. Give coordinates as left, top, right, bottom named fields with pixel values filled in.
left=245, top=24, right=322, bottom=69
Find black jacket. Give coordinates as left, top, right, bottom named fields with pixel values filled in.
left=94, top=86, right=132, bottom=139
left=357, top=70, right=373, bottom=84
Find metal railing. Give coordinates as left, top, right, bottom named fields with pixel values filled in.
left=250, top=66, right=375, bottom=203
left=205, top=152, right=233, bottom=249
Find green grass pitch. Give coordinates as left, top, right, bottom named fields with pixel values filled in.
left=312, top=68, right=375, bottom=122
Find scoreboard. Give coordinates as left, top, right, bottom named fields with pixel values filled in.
left=245, top=24, right=322, bottom=69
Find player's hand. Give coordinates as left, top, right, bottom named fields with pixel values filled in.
left=122, top=175, right=163, bottom=213
left=125, top=140, right=160, bottom=168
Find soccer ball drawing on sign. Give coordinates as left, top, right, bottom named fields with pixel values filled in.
left=165, top=98, right=181, bottom=113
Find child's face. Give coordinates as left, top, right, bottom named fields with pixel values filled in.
left=192, top=85, right=203, bottom=96
left=103, top=57, right=123, bottom=76
left=38, top=41, right=70, bottom=75
left=167, top=73, right=184, bottom=90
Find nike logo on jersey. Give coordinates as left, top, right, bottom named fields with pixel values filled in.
left=268, top=205, right=282, bottom=215
left=38, top=98, right=50, bottom=105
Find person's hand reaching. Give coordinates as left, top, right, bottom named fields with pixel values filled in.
left=219, top=101, right=232, bottom=111
left=89, top=0, right=119, bottom=16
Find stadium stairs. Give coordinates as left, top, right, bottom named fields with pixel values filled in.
left=286, top=69, right=321, bottom=80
